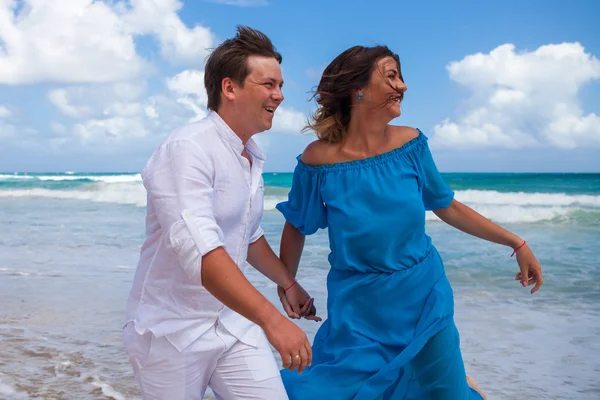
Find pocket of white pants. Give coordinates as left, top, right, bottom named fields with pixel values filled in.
left=122, top=323, right=155, bottom=371
left=244, top=332, right=280, bottom=382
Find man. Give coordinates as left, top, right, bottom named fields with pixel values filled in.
left=123, top=26, right=318, bottom=400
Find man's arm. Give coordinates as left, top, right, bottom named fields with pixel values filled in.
left=201, top=247, right=312, bottom=371
left=203, top=246, right=282, bottom=326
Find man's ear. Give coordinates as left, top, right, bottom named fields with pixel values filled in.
left=222, top=77, right=236, bottom=101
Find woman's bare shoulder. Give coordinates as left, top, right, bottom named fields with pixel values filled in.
left=387, top=125, right=420, bottom=148
left=300, top=140, right=337, bottom=166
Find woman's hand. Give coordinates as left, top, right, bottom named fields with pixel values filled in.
left=514, top=242, right=544, bottom=294
left=278, top=284, right=322, bottom=322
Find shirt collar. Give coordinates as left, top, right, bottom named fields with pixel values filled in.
left=208, top=111, right=266, bottom=161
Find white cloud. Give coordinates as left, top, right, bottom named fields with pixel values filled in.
left=46, top=81, right=151, bottom=145
left=0, top=0, right=147, bottom=84
left=165, top=69, right=208, bottom=121
left=66, top=91, right=204, bottom=147
left=272, top=107, right=306, bottom=133
left=47, top=90, right=95, bottom=119
left=545, top=108, right=600, bottom=149
left=122, top=0, right=215, bottom=65
left=73, top=116, right=148, bottom=142
left=0, top=0, right=217, bottom=84
left=432, top=42, right=600, bottom=149
left=166, top=69, right=205, bottom=96
left=47, top=82, right=146, bottom=119
left=147, top=92, right=207, bottom=129
left=45, top=70, right=207, bottom=146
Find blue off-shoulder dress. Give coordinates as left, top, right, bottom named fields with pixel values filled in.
left=276, top=131, right=484, bottom=400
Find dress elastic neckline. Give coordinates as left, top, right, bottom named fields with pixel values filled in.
left=297, top=129, right=426, bottom=173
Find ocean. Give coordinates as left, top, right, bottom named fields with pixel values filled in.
left=0, top=172, right=599, bottom=399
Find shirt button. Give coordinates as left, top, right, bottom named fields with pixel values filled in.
left=183, top=210, right=191, bottom=218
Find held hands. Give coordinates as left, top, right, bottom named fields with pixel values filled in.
left=278, top=282, right=322, bottom=322
left=512, top=241, right=544, bottom=294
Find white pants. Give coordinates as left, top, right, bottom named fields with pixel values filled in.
left=122, top=321, right=288, bottom=400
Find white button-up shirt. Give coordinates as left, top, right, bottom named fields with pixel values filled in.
left=125, top=111, right=266, bottom=352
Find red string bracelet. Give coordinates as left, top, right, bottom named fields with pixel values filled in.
left=511, top=240, right=527, bottom=257
left=283, top=280, right=298, bottom=292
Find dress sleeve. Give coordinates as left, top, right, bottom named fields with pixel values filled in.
left=275, top=159, right=327, bottom=235
left=414, top=133, right=455, bottom=210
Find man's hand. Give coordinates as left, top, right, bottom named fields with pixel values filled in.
left=278, top=285, right=322, bottom=322
left=262, top=314, right=312, bottom=373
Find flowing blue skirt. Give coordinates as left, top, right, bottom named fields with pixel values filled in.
left=282, top=248, right=484, bottom=400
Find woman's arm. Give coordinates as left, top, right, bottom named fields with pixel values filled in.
left=247, top=235, right=315, bottom=319
left=280, top=221, right=306, bottom=279
left=278, top=221, right=321, bottom=321
left=433, top=199, right=522, bottom=248
left=247, top=235, right=296, bottom=288
left=434, top=199, right=543, bottom=294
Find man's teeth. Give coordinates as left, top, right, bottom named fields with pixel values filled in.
left=265, top=107, right=274, bottom=112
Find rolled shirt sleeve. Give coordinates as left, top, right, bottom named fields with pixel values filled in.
left=142, top=139, right=225, bottom=285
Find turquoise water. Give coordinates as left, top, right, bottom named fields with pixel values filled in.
left=2, top=171, right=599, bottom=193
left=0, top=172, right=599, bottom=399
left=264, top=172, right=600, bottom=194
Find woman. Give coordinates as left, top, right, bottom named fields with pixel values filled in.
left=276, top=45, right=543, bottom=399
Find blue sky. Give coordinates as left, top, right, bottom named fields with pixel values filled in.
left=0, top=0, right=599, bottom=173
